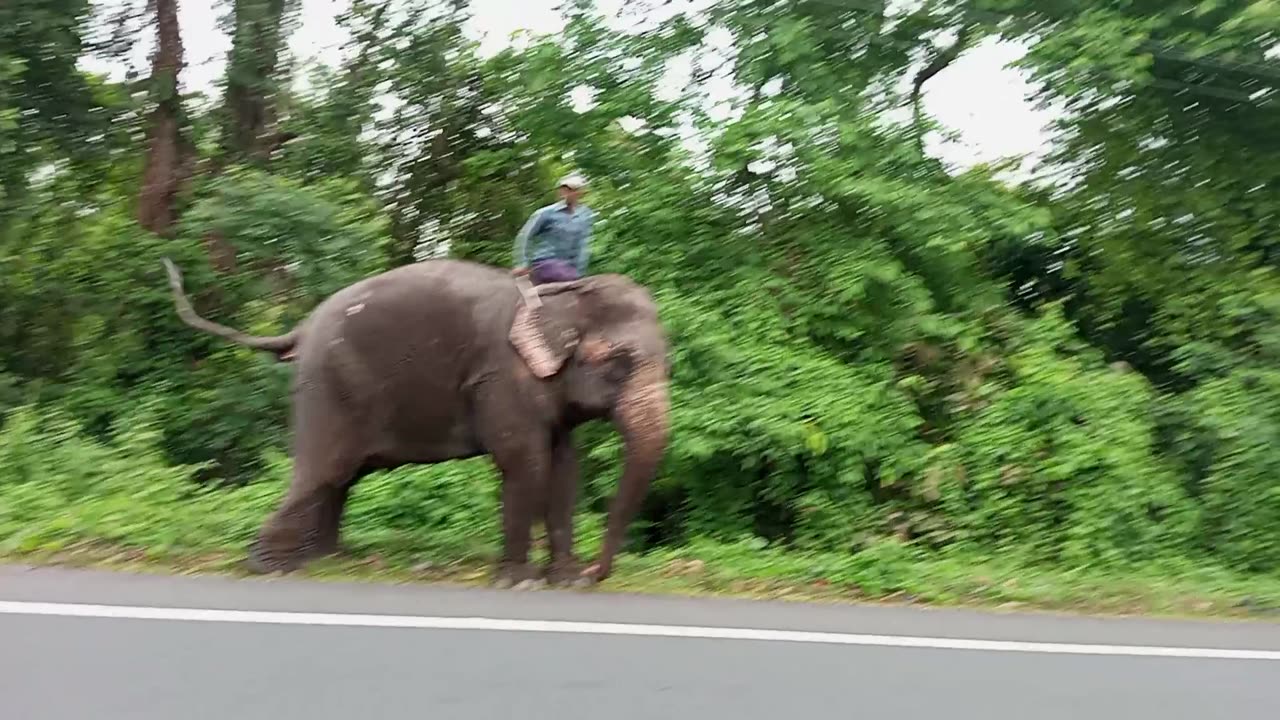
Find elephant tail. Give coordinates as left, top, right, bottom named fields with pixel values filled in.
left=161, top=258, right=299, bottom=361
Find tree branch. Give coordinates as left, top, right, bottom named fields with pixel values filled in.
left=910, top=23, right=973, bottom=155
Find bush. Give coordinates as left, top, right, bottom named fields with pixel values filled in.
left=0, top=402, right=499, bottom=561
left=1157, top=368, right=1280, bottom=573
left=940, top=306, right=1196, bottom=567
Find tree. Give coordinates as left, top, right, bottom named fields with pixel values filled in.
left=137, top=0, right=190, bottom=236
left=3, top=0, right=1280, bottom=577
left=0, top=0, right=103, bottom=230
left=219, top=0, right=299, bottom=164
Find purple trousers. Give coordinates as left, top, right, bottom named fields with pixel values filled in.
left=530, top=259, right=581, bottom=285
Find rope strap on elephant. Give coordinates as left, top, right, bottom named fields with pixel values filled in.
left=509, top=276, right=562, bottom=378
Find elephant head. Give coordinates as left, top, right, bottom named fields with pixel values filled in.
left=508, top=274, right=671, bottom=579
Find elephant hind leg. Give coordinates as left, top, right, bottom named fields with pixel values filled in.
left=307, top=469, right=368, bottom=560
left=247, top=445, right=366, bottom=575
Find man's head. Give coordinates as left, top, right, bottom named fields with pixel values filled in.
left=558, top=173, right=588, bottom=205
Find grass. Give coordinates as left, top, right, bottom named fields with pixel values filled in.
left=7, top=536, right=1280, bottom=622
left=4, top=404, right=1280, bottom=622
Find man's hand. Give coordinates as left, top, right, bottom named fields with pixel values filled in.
left=511, top=266, right=530, bottom=277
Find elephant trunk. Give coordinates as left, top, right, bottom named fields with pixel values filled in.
left=591, top=361, right=671, bottom=580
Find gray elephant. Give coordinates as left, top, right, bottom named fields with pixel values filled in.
left=161, top=257, right=671, bottom=588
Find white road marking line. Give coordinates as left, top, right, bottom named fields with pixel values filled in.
left=0, top=600, right=1276, bottom=661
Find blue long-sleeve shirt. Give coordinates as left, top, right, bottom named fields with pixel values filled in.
left=513, top=201, right=595, bottom=274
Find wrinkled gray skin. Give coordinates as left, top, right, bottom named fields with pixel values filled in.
left=161, top=258, right=671, bottom=588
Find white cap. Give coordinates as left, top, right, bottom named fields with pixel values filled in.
left=558, top=173, right=588, bottom=190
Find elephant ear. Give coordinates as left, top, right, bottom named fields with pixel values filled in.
left=509, top=278, right=580, bottom=379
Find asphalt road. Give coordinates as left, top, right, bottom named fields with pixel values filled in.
left=2, top=565, right=1279, bottom=719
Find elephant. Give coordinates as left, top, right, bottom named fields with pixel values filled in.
left=160, top=257, right=672, bottom=588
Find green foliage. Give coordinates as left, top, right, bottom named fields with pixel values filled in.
left=942, top=306, right=1195, bottom=567
left=0, top=165, right=394, bottom=482
left=1157, top=368, right=1280, bottom=573
left=0, top=0, right=105, bottom=223
left=177, top=169, right=393, bottom=304
left=0, top=402, right=497, bottom=559
left=343, top=459, right=500, bottom=558
left=3, top=0, right=1280, bottom=599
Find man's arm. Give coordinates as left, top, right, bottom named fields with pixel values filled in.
left=575, top=209, right=594, bottom=274
left=513, top=207, right=547, bottom=268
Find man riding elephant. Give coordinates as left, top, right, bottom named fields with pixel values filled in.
left=512, top=174, right=594, bottom=285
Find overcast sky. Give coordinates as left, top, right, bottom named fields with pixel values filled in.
left=83, top=0, right=1057, bottom=178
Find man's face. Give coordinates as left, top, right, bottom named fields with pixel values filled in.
left=559, top=185, right=582, bottom=204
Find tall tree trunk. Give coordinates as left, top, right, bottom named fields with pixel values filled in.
left=222, top=0, right=291, bottom=164
left=137, top=0, right=186, bottom=236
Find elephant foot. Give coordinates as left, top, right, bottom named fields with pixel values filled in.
left=577, top=561, right=609, bottom=587
left=492, top=562, right=545, bottom=591
left=245, top=539, right=306, bottom=576
left=514, top=578, right=547, bottom=591
left=304, top=539, right=349, bottom=561
left=545, top=560, right=596, bottom=589
left=245, top=553, right=299, bottom=576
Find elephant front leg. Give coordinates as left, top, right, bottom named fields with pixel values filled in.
left=544, top=431, right=590, bottom=588
left=485, top=434, right=552, bottom=590
left=475, top=387, right=555, bottom=590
